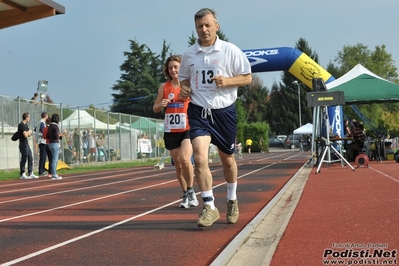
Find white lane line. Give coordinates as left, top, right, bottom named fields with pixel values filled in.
left=0, top=168, right=157, bottom=194
left=0, top=199, right=181, bottom=266
left=0, top=166, right=152, bottom=188
left=0, top=170, right=175, bottom=205
left=254, top=152, right=302, bottom=162
left=0, top=180, right=176, bottom=223
left=369, top=166, right=399, bottom=184
left=0, top=168, right=223, bottom=222
left=0, top=162, right=276, bottom=266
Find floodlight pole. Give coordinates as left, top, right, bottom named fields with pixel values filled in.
left=37, top=79, right=48, bottom=112
left=293, top=81, right=302, bottom=127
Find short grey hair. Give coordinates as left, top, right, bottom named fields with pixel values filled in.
left=194, top=8, right=218, bottom=24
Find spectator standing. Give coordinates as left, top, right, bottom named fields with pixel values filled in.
left=36, top=111, right=48, bottom=176
left=153, top=55, right=198, bottom=209
left=299, top=136, right=304, bottom=152
left=156, top=136, right=165, bottom=157
left=47, top=114, right=63, bottom=180
left=245, top=137, right=253, bottom=153
left=73, top=128, right=81, bottom=163
left=88, top=131, right=96, bottom=162
left=18, top=112, right=38, bottom=179
left=179, top=8, right=252, bottom=227
left=82, top=131, right=89, bottom=162
left=96, top=133, right=107, bottom=161
left=42, top=117, right=51, bottom=175
left=306, top=134, right=312, bottom=152
left=61, top=129, right=72, bottom=164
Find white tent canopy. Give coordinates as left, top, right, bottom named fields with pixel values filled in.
left=293, top=123, right=313, bottom=134
left=325, top=64, right=399, bottom=104
left=326, top=64, right=383, bottom=89
left=60, top=109, right=116, bottom=131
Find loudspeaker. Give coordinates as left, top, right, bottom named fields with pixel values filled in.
left=355, top=154, right=369, bottom=168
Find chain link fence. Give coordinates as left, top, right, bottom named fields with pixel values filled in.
left=0, top=95, right=165, bottom=170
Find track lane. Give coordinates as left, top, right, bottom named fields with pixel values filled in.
left=0, top=151, right=307, bottom=265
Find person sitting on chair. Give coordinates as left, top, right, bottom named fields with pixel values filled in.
left=346, top=121, right=366, bottom=162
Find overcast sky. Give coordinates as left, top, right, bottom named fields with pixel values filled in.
left=1, top=0, right=398, bottom=110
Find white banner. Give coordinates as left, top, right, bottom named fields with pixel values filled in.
left=138, top=139, right=152, bottom=153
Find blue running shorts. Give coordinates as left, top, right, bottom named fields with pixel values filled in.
left=188, top=103, right=236, bottom=155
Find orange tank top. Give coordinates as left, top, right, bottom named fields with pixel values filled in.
left=163, top=81, right=190, bottom=133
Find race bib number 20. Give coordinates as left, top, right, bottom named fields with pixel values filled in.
left=165, top=113, right=187, bottom=130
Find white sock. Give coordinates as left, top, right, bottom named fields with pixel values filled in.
left=201, top=190, right=215, bottom=210
left=226, top=182, right=237, bottom=201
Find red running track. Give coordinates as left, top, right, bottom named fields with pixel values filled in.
left=271, top=159, right=399, bottom=266
left=0, top=151, right=309, bottom=266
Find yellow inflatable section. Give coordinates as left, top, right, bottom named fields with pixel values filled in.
left=288, top=53, right=332, bottom=88
left=45, top=160, right=71, bottom=171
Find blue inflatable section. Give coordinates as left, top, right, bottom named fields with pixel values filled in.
left=242, top=46, right=343, bottom=137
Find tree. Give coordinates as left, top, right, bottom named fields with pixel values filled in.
left=331, top=44, right=398, bottom=82
left=237, top=75, right=269, bottom=123
left=267, top=82, right=294, bottom=135
left=110, top=40, right=169, bottom=118
left=327, top=43, right=399, bottom=136
left=235, top=98, right=247, bottom=145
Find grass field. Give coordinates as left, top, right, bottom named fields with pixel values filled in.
left=0, top=158, right=169, bottom=181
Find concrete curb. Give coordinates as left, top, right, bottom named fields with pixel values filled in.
left=211, top=164, right=311, bottom=266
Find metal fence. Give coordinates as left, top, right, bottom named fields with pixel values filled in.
left=0, top=94, right=165, bottom=170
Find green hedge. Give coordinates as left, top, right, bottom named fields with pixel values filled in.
left=238, top=122, right=269, bottom=153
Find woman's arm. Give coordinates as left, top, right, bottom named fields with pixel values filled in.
left=153, top=83, right=166, bottom=113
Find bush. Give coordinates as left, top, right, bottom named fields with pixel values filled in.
left=240, top=122, right=269, bottom=152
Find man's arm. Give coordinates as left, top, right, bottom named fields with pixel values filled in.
left=22, top=130, right=31, bottom=138
left=211, top=73, right=252, bottom=88
left=19, top=123, right=31, bottom=139
left=180, top=79, right=190, bottom=88
left=179, top=79, right=192, bottom=98
left=39, top=121, right=45, bottom=133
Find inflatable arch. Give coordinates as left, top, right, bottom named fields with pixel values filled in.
left=243, top=47, right=343, bottom=137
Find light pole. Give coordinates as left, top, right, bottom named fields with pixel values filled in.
left=37, top=80, right=48, bottom=112
left=292, top=81, right=301, bottom=127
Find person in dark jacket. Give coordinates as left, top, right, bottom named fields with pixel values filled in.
left=47, top=114, right=63, bottom=180
left=18, top=112, right=38, bottom=179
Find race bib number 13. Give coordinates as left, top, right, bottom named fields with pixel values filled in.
left=196, top=68, right=219, bottom=90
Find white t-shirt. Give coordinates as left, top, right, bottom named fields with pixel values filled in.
left=179, top=37, right=251, bottom=109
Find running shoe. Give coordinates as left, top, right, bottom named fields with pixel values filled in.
left=20, top=173, right=32, bottom=180
left=179, top=191, right=189, bottom=208
left=29, top=173, right=39, bottom=179
left=226, top=199, right=239, bottom=224
left=188, top=191, right=199, bottom=207
left=197, top=205, right=220, bottom=227
left=52, top=175, right=62, bottom=180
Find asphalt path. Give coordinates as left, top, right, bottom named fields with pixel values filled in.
left=0, top=149, right=309, bottom=266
